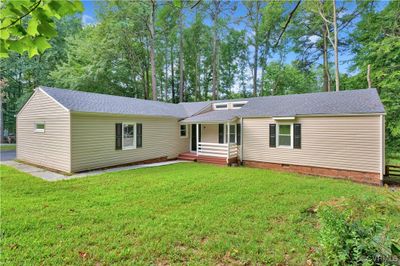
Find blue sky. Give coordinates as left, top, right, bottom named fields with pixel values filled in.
left=80, top=1, right=388, bottom=75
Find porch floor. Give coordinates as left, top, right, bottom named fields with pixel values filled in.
left=178, top=152, right=236, bottom=166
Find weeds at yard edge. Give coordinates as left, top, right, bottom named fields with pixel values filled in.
left=310, top=189, right=400, bottom=265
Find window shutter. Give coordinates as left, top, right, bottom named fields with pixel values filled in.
left=236, top=123, right=241, bottom=145
left=115, top=123, right=122, bottom=150
left=294, top=123, right=301, bottom=149
left=218, top=124, right=224, bottom=144
left=199, top=124, right=202, bottom=142
left=136, top=123, right=142, bottom=148
left=269, top=124, right=276, bottom=147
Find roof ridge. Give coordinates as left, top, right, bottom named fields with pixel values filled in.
left=39, top=86, right=181, bottom=107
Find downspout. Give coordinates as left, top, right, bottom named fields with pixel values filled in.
left=240, top=117, right=243, bottom=165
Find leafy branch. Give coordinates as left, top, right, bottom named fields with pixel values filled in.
left=0, top=0, right=42, bottom=30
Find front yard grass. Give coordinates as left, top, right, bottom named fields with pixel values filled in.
left=0, top=144, right=16, bottom=151
left=1, top=163, right=399, bottom=265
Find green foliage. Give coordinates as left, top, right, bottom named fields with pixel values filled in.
left=351, top=1, right=400, bottom=152
left=261, top=61, right=321, bottom=95
left=0, top=16, right=82, bottom=132
left=317, top=195, right=400, bottom=265
left=0, top=0, right=83, bottom=58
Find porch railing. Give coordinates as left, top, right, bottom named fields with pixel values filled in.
left=197, top=142, right=238, bottom=159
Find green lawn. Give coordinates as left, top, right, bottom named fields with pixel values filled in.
left=1, top=163, right=399, bottom=265
left=388, top=151, right=400, bottom=166
left=0, top=144, right=16, bottom=151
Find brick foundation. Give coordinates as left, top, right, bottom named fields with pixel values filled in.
left=243, top=160, right=382, bottom=186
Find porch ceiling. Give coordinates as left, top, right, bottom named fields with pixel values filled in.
left=180, top=109, right=241, bottom=123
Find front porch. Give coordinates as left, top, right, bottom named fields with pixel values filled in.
left=178, top=122, right=240, bottom=166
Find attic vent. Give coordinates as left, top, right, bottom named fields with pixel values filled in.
left=232, top=102, right=246, bottom=108
left=215, top=103, right=228, bottom=109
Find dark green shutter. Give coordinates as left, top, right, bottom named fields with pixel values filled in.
left=294, top=123, right=301, bottom=149
left=198, top=124, right=202, bottom=142
left=236, top=123, right=241, bottom=145
left=269, top=124, right=276, bottom=147
left=218, top=124, right=224, bottom=143
left=136, top=123, right=142, bottom=148
left=115, top=123, right=122, bottom=150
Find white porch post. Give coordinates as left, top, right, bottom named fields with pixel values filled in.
left=227, top=122, right=230, bottom=161
left=196, top=123, right=199, bottom=156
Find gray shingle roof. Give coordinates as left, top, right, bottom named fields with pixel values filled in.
left=40, top=86, right=384, bottom=122
left=181, top=88, right=385, bottom=122
left=239, top=88, right=385, bottom=117
left=40, top=86, right=192, bottom=118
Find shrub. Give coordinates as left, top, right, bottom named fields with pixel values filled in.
left=316, top=195, right=400, bottom=265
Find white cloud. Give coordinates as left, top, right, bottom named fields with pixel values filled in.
left=82, top=14, right=96, bottom=25
left=309, top=35, right=320, bottom=44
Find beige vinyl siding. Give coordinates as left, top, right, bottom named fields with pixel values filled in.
left=201, top=124, right=219, bottom=143
left=16, top=90, right=71, bottom=172
left=243, top=116, right=381, bottom=173
left=71, top=113, right=189, bottom=172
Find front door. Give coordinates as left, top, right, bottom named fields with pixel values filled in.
left=191, top=124, right=201, bottom=151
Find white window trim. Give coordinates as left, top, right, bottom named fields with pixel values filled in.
left=34, top=122, right=45, bottom=133
left=180, top=124, right=188, bottom=138
left=122, top=122, right=136, bottom=150
left=276, top=123, right=293, bottom=149
left=224, top=123, right=237, bottom=144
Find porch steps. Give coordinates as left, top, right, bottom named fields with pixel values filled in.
left=177, top=152, right=197, bottom=162
left=197, top=156, right=227, bottom=166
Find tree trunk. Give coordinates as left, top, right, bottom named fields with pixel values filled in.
left=211, top=28, right=218, bottom=100
left=164, top=48, right=169, bottom=101
left=170, top=46, right=175, bottom=103
left=143, top=66, right=149, bottom=100
left=322, top=25, right=331, bottom=92
left=252, top=2, right=260, bottom=97
left=260, top=67, right=265, bottom=96
left=179, top=3, right=184, bottom=103
left=253, top=42, right=258, bottom=97
left=367, top=64, right=372, bottom=88
left=332, top=0, right=339, bottom=91
left=149, top=1, right=157, bottom=100
left=195, top=54, right=200, bottom=101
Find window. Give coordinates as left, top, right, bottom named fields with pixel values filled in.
left=224, top=124, right=236, bottom=143
left=214, top=103, right=228, bottom=110
left=123, top=123, right=135, bottom=149
left=180, top=125, right=187, bottom=138
left=229, top=124, right=236, bottom=143
left=35, top=122, right=45, bottom=133
left=232, top=101, right=247, bottom=109
left=277, top=124, right=292, bottom=147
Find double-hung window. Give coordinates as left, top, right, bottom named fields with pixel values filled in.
left=277, top=124, right=292, bottom=147
left=123, top=123, right=135, bottom=150
left=224, top=124, right=236, bottom=143
left=229, top=124, right=236, bottom=143
left=180, top=125, right=187, bottom=138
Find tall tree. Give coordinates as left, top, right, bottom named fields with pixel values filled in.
left=148, top=0, right=157, bottom=100
left=244, top=1, right=263, bottom=96
left=178, top=0, right=185, bottom=102
left=210, top=0, right=221, bottom=100
left=350, top=1, right=400, bottom=151
left=317, top=0, right=339, bottom=91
